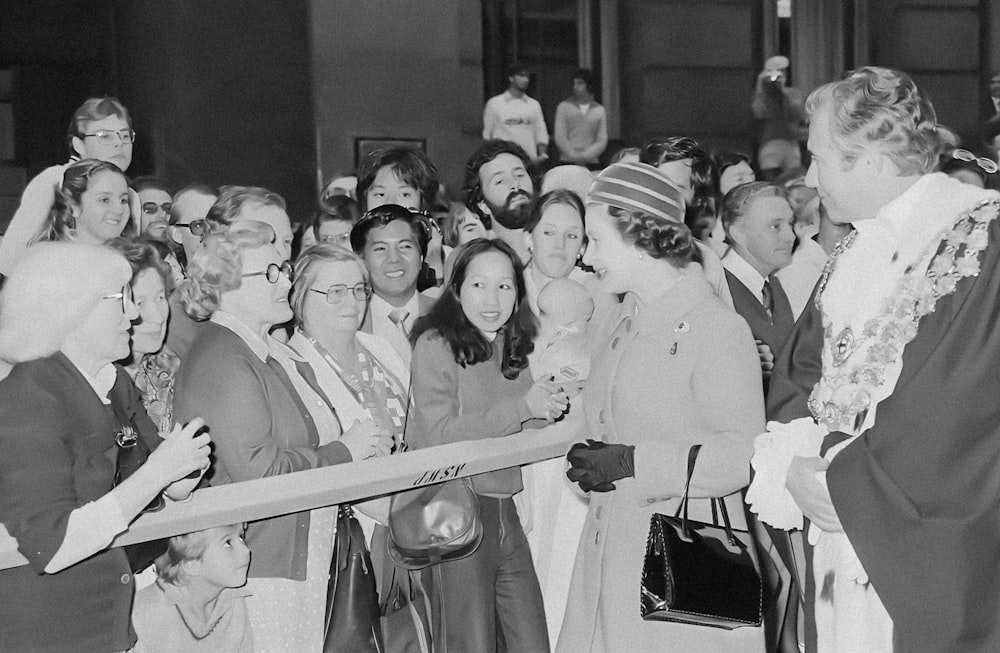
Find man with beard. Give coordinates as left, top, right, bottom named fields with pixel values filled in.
left=463, top=139, right=540, bottom=264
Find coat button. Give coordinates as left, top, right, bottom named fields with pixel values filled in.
left=596, top=506, right=603, bottom=519
left=625, top=319, right=632, bottom=332
left=647, top=498, right=656, bottom=505
left=599, top=410, right=606, bottom=423
left=612, top=337, right=620, bottom=349
left=120, top=573, right=131, bottom=585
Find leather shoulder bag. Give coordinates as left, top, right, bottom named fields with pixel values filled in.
left=387, top=476, right=482, bottom=569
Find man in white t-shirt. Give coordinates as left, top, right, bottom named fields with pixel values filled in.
left=483, top=64, right=549, bottom=165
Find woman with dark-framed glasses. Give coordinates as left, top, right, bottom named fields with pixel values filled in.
left=288, top=244, right=409, bottom=532
left=174, top=220, right=391, bottom=651
left=0, top=96, right=141, bottom=277
left=0, top=241, right=211, bottom=652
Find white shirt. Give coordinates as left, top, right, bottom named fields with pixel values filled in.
left=777, top=238, right=828, bottom=319
left=722, top=249, right=769, bottom=305
left=483, top=90, right=549, bottom=157
left=369, top=292, right=421, bottom=364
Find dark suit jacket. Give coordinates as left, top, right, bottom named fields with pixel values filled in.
left=726, top=270, right=795, bottom=395
left=0, top=353, right=160, bottom=653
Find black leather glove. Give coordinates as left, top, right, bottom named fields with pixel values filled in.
left=566, top=439, right=635, bottom=492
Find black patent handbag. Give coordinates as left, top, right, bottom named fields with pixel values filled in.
left=640, top=444, right=763, bottom=629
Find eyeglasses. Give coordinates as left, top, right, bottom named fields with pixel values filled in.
left=319, top=233, right=352, bottom=247
left=142, top=202, right=172, bottom=216
left=242, top=261, right=293, bottom=284
left=82, top=129, right=136, bottom=145
left=952, top=149, right=998, bottom=174
left=309, top=283, right=372, bottom=304
left=174, top=219, right=208, bottom=237
left=102, top=285, right=134, bottom=312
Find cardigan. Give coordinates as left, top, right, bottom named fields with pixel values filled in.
left=173, top=321, right=351, bottom=580
left=553, top=99, right=608, bottom=164
left=0, top=353, right=161, bottom=653
left=405, top=331, right=540, bottom=497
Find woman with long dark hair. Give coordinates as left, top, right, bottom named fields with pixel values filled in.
left=405, top=238, right=568, bottom=652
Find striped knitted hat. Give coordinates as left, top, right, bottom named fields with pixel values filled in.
left=586, top=162, right=685, bottom=223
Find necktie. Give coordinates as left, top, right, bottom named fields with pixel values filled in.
left=388, top=308, right=410, bottom=338
left=761, top=279, right=774, bottom=321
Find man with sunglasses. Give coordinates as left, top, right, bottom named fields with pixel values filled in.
left=130, top=176, right=173, bottom=242
left=168, top=183, right=218, bottom=266
left=165, top=183, right=219, bottom=359
left=350, top=204, right=434, bottom=364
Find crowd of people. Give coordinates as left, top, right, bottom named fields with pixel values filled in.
left=1, top=62, right=1000, bottom=653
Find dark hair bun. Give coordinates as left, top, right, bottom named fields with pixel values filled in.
left=637, top=216, right=696, bottom=264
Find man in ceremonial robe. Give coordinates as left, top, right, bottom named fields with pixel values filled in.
left=750, top=66, right=1000, bottom=653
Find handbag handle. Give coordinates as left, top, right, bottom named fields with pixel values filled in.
left=673, top=444, right=740, bottom=547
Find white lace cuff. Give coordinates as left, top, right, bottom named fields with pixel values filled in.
left=746, top=417, right=826, bottom=530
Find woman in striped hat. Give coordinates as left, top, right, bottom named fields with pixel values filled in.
left=557, top=162, right=766, bottom=652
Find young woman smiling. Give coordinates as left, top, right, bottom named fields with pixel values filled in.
left=404, top=238, right=568, bottom=653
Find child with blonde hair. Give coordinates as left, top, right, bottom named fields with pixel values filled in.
left=132, top=524, right=253, bottom=652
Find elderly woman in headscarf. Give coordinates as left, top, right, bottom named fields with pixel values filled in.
left=557, top=163, right=765, bottom=653
left=0, top=242, right=212, bottom=652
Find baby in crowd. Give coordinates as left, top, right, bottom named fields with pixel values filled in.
left=132, top=524, right=254, bottom=653
left=533, top=278, right=594, bottom=395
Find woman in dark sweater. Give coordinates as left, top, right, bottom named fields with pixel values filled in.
left=0, top=242, right=210, bottom=652
left=405, top=238, right=569, bottom=652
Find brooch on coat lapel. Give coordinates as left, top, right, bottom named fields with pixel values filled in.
left=670, top=321, right=690, bottom=355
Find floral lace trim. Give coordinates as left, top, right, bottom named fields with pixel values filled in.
left=808, top=198, right=1000, bottom=432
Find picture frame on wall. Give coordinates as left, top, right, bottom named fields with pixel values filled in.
left=354, top=137, right=426, bottom=168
